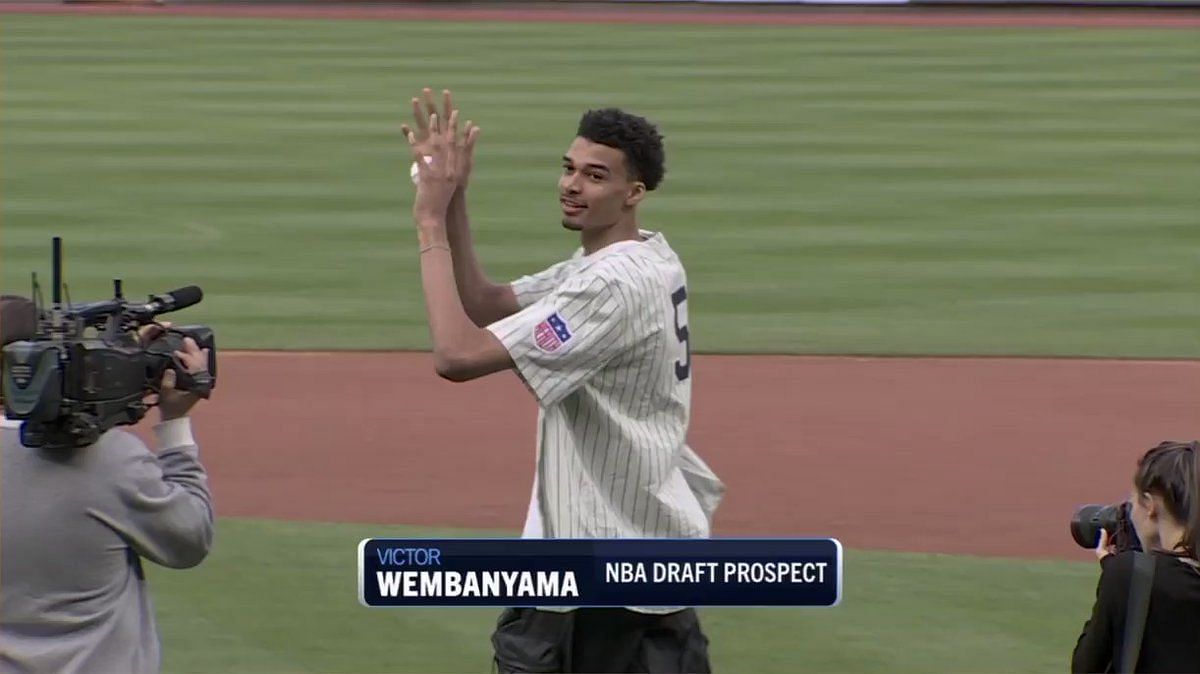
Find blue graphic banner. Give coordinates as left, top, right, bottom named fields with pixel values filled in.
left=359, top=538, right=841, bottom=607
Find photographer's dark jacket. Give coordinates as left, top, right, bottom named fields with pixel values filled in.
left=0, top=417, right=213, bottom=674
left=1072, top=550, right=1200, bottom=673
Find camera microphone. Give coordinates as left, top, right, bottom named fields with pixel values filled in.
left=136, top=286, right=203, bottom=316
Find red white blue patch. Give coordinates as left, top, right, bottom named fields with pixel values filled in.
left=533, top=312, right=573, bottom=353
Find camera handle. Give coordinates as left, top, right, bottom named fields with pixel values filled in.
left=1119, top=552, right=1155, bottom=673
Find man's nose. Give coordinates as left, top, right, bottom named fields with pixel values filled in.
left=561, top=173, right=582, bottom=194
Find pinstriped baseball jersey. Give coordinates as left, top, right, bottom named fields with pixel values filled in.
left=486, top=231, right=725, bottom=547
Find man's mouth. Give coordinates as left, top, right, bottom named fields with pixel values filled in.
left=560, top=197, right=586, bottom=216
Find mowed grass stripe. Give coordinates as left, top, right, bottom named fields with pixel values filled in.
left=3, top=16, right=1196, bottom=356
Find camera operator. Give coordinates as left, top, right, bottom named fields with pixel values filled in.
left=0, top=295, right=215, bottom=674
left=1072, top=440, right=1200, bottom=673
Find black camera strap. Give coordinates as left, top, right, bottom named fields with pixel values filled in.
left=1119, top=552, right=1156, bottom=673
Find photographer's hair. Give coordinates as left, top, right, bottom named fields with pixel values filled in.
left=1134, top=440, right=1200, bottom=558
left=1, top=295, right=37, bottom=347
left=577, top=108, right=666, bottom=191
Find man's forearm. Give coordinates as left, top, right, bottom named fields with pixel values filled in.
left=107, top=418, right=214, bottom=570
left=445, top=189, right=499, bottom=325
left=417, top=222, right=495, bottom=375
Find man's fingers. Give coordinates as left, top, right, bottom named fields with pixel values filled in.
left=404, top=127, right=425, bottom=163
left=402, top=124, right=421, bottom=151
left=161, top=368, right=177, bottom=391
left=411, top=98, right=427, bottom=133
left=448, top=109, right=459, bottom=139
left=442, top=89, right=453, bottom=121
left=423, top=87, right=438, bottom=119
left=138, top=320, right=171, bottom=341
left=461, top=124, right=480, bottom=166
left=173, top=341, right=207, bottom=374
left=457, top=121, right=473, bottom=150
left=173, top=339, right=201, bottom=361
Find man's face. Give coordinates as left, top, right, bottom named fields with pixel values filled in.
left=559, top=137, right=642, bottom=231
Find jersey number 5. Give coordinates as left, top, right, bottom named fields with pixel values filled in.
left=671, top=286, right=691, bottom=381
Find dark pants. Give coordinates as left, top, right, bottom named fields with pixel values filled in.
left=491, top=607, right=712, bottom=673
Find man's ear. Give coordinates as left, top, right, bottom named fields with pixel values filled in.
left=625, top=182, right=647, bottom=208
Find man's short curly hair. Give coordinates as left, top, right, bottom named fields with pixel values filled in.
left=576, top=108, right=666, bottom=191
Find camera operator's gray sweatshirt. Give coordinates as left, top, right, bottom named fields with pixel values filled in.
left=0, top=417, right=214, bottom=674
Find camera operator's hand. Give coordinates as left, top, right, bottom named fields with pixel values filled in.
left=158, top=337, right=210, bottom=422
left=1094, top=528, right=1118, bottom=562
left=137, top=321, right=171, bottom=346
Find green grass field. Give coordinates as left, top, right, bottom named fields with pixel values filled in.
left=3, top=16, right=1198, bottom=357
left=2, top=14, right=1194, bottom=673
left=150, top=518, right=1100, bottom=674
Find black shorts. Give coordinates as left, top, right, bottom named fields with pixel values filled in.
left=491, top=607, right=712, bottom=673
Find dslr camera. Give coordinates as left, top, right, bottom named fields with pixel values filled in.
left=1070, top=501, right=1142, bottom=553
left=1, top=237, right=217, bottom=450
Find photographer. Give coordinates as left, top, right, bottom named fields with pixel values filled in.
left=1072, top=441, right=1200, bottom=673
left=0, top=295, right=215, bottom=674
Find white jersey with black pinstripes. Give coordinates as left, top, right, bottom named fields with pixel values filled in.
left=485, top=230, right=725, bottom=547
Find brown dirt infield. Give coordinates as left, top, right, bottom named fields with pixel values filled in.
left=185, top=352, right=1197, bottom=561
left=2, top=1, right=1200, bottom=28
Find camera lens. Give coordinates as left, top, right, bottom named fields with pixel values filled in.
left=1070, top=504, right=1106, bottom=549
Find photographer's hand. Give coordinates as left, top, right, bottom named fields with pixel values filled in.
left=1094, top=528, right=1117, bottom=562
left=158, top=338, right=211, bottom=422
